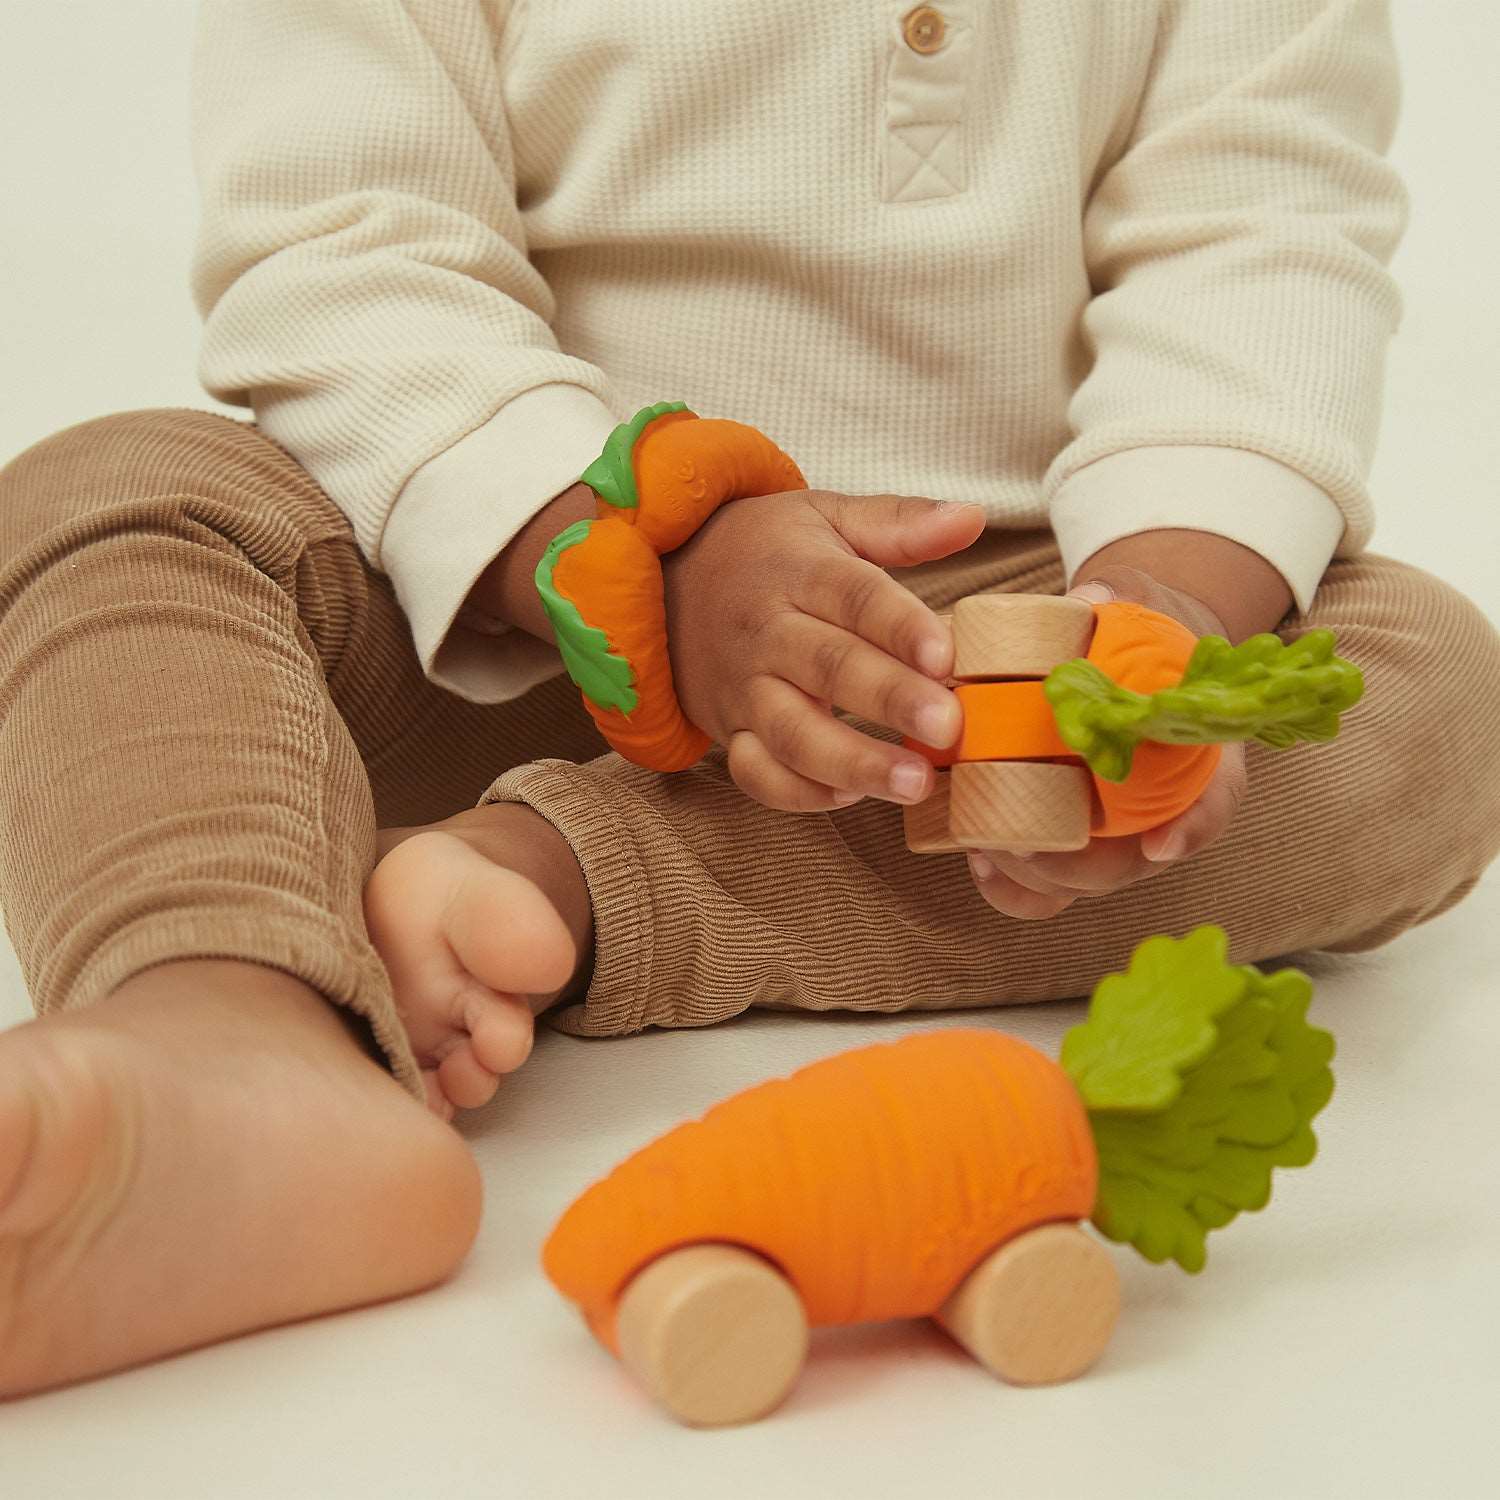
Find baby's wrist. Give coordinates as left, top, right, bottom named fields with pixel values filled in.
left=463, top=481, right=599, bottom=642
left=1071, top=529, right=1295, bottom=643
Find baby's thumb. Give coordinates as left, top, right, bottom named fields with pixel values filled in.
left=819, top=493, right=986, bottom=568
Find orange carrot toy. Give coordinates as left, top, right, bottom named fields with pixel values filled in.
left=544, top=926, right=1335, bottom=1427
left=536, top=401, right=806, bottom=771
left=902, top=591, right=1364, bottom=852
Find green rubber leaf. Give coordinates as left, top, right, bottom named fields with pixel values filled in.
left=578, top=400, right=690, bottom=510
left=534, top=520, right=639, bottom=715
left=1060, top=926, right=1246, bottom=1112
left=1061, top=926, right=1335, bottom=1273
left=1044, top=628, right=1364, bottom=782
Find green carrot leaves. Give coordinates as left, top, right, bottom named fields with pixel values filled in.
left=1045, top=628, right=1364, bottom=782
left=535, top=520, right=639, bottom=715
left=579, top=400, right=690, bottom=510
left=1062, top=926, right=1335, bottom=1273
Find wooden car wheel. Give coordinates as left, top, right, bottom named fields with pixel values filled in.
left=934, top=1221, right=1121, bottom=1385
left=948, top=760, right=1092, bottom=851
left=952, top=594, right=1096, bottom=679
left=614, top=1242, right=809, bottom=1427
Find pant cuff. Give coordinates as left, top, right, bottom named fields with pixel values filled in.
left=476, top=758, right=653, bottom=1038
left=42, top=906, right=424, bottom=1102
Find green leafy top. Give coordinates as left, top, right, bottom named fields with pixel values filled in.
left=534, top=520, right=638, bottom=715
left=1061, top=926, right=1335, bottom=1273
left=1044, top=628, right=1364, bottom=782
left=578, top=400, right=691, bottom=510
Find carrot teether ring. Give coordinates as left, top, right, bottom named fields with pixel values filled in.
left=902, top=594, right=1364, bottom=853
left=543, top=925, right=1335, bottom=1427
left=535, top=401, right=806, bottom=771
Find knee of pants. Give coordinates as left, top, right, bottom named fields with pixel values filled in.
left=0, top=405, right=351, bottom=555
left=1320, top=557, right=1500, bottom=949
left=0, top=406, right=365, bottom=668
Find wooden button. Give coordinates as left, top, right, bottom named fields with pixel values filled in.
left=901, top=5, right=947, bottom=54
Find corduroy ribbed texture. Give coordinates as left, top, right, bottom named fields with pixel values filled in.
left=1, top=410, right=1495, bottom=1096
left=188, top=0, right=1410, bottom=702
left=0, top=409, right=605, bottom=1101
left=482, top=527, right=1500, bottom=1040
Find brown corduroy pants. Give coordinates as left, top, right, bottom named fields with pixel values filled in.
left=2, top=407, right=1497, bottom=1104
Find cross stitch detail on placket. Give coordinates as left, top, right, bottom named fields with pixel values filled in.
left=882, top=3, right=977, bottom=203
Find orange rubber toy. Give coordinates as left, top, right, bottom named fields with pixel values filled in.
left=536, top=401, right=806, bottom=771
left=544, top=926, right=1336, bottom=1427
left=907, top=598, right=1223, bottom=838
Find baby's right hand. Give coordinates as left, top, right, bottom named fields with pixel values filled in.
left=661, top=489, right=985, bottom=811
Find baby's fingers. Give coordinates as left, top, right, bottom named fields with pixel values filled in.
left=778, top=614, right=960, bottom=748
left=794, top=550, right=954, bottom=679
left=743, top=676, right=936, bottom=806
left=727, top=728, right=863, bottom=813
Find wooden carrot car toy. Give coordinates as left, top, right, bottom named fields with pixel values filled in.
left=902, top=591, right=1364, bottom=855
left=543, top=926, right=1336, bottom=1428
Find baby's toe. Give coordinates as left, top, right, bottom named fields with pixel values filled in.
left=431, top=989, right=533, bottom=1113
left=437, top=1042, right=501, bottom=1112
left=462, top=987, right=534, bottom=1076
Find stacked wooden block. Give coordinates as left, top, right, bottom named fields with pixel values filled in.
left=904, top=595, right=1098, bottom=855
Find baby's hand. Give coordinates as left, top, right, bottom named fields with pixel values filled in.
left=965, top=574, right=1249, bottom=920
left=662, top=490, right=985, bottom=811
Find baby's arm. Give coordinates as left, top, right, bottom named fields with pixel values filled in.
left=1046, top=0, right=1409, bottom=630
left=966, top=1, right=1409, bottom=920
left=1073, top=529, right=1291, bottom=644
left=191, top=0, right=621, bottom=707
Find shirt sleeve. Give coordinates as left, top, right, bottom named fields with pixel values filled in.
left=188, top=0, right=624, bottom=702
left=1044, top=0, right=1411, bottom=612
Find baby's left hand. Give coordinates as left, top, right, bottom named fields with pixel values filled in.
left=965, top=576, right=1249, bottom=920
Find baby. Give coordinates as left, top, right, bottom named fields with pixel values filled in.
left=2, top=0, right=1498, bottom=1404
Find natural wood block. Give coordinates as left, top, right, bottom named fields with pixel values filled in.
left=934, top=1222, right=1120, bottom=1386
left=948, top=761, right=1092, bottom=851
left=953, top=594, right=1095, bottom=680
left=614, top=1243, right=809, bottom=1427
left=903, top=770, right=964, bottom=853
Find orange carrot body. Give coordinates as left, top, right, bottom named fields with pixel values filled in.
left=543, top=1030, right=1098, bottom=1352
left=1083, top=603, right=1221, bottom=836
left=550, top=514, right=711, bottom=771
left=625, top=411, right=806, bottom=554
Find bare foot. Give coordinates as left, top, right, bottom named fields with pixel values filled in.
left=0, top=959, right=482, bottom=1400
left=366, top=803, right=594, bottom=1120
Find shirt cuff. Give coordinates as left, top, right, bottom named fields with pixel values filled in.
left=1048, top=446, right=1347, bottom=615
left=381, top=382, right=624, bottom=704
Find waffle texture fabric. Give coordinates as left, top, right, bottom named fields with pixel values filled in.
left=189, top=0, right=1409, bottom=704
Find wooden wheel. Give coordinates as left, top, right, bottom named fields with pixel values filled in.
left=614, top=1243, right=808, bottom=1427
left=934, top=1222, right=1120, bottom=1385
left=949, top=760, right=1092, bottom=851
left=952, top=595, right=1095, bottom=679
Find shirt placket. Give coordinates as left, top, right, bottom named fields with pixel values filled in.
left=882, top=2, right=977, bottom=203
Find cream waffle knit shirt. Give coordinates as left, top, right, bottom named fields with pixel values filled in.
left=189, top=0, right=1409, bottom=704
